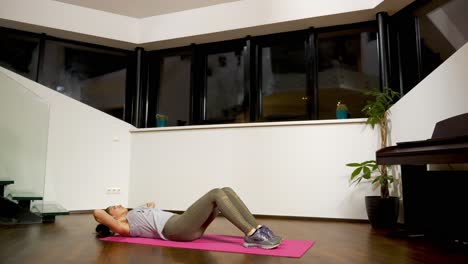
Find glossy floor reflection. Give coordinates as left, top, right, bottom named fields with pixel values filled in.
left=0, top=214, right=467, bottom=264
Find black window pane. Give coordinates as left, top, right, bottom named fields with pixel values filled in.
left=318, top=30, right=379, bottom=120
left=205, top=51, right=246, bottom=123
left=39, top=40, right=128, bottom=120
left=0, top=30, right=39, bottom=80
left=418, top=0, right=468, bottom=78
left=157, top=55, right=191, bottom=126
left=261, top=42, right=307, bottom=121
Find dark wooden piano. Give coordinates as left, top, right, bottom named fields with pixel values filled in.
left=376, top=113, right=468, bottom=241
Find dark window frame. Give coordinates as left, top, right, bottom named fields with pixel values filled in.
left=315, top=21, right=380, bottom=120
left=142, top=21, right=382, bottom=127
left=250, top=29, right=316, bottom=121
left=196, top=38, right=250, bottom=124
left=38, top=37, right=131, bottom=121
left=3, top=19, right=386, bottom=127
left=1, top=26, right=133, bottom=122
left=146, top=46, right=193, bottom=127
left=390, top=0, right=459, bottom=96
left=0, top=27, right=42, bottom=81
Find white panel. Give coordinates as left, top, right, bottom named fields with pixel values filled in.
left=54, top=0, right=241, bottom=18
left=0, top=0, right=139, bottom=44
left=0, top=70, right=49, bottom=197
left=0, top=67, right=134, bottom=211
left=130, top=122, right=380, bottom=219
left=389, top=43, right=468, bottom=144
left=140, top=0, right=379, bottom=43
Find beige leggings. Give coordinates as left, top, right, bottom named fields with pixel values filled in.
left=162, top=187, right=259, bottom=241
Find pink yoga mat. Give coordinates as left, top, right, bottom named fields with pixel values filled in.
left=100, top=234, right=315, bottom=258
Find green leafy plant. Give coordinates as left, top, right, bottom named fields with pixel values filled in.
left=347, top=160, right=394, bottom=198
left=346, top=87, right=400, bottom=198
left=336, top=101, right=348, bottom=111
left=362, top=87, right=400, bottom=148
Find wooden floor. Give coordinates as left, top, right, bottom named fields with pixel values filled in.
left=0, top=214, right=467, bottom=264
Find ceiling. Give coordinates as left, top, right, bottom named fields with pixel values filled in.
left=53, top=0, right=240, bottom=18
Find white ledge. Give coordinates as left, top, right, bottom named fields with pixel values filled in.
left=130, top=118, right=367, bottom=133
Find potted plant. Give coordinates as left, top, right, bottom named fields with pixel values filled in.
left=346, top=87, right=401, bottom=228
left=336, top=101, right=349, bottom=119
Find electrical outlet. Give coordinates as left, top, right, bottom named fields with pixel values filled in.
left=106, top=187, right=121, bottom=194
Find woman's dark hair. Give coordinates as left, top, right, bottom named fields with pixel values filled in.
left=95, top=224, right=113, bottom=237
left=95, top=207, right=113, bottom=237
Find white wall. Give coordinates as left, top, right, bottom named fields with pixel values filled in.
left=0, top=71, right=49, bottom=196
left=130, top=121, right=380, bottom=219
left=140, top=0, right=415, bottom=49
left=0, top=0, right=138, bottom=49
left=0, top=0, right=414, bottom=50
left=389, top=43, right=468, bottom=144
left=0, top=67, right=135, bottom=210
left=139, top=0, right=379, bottom=43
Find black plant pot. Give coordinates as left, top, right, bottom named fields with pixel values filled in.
left=365, top=196, right=399, bottom=228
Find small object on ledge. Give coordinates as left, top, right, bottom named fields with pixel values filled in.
left=336, top=101, right=348, bottom=119
left=156, top=114, right=168, bottom=127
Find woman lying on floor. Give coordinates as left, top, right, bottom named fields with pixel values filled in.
left=93, top=187, right=281, bottom=249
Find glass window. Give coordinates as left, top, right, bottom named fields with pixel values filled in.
left=318, top=29, right=379, bottom=119
left=417, top=0, right=468, bottom=78
left=157, top=55, right=191, bottom=127
left=260, top=41, right=308, bottom=121
left=0, top=29, right=39, bottom=80
left=38, top=40, right=128, bottom=120
left=205, top=50, right=246, bottom=124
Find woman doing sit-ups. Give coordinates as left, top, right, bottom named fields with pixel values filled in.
left=93, top=187, right=281, bottom=249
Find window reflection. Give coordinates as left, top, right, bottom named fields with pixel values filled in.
left=205, top=51, right=246, bottom=123
left=418, top=0, right=468, bottom=78
left=39, top=40, right=128, bottom=120
left=318, top=30, right=379, bottom=119
left=261, top=42, right=307, bottom=121
left=158, top=55, right=191, bottom=126
left=0, top=30, right=39, bottom=80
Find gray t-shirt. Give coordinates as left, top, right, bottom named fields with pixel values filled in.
left=127, top=207, right=175, bottom=240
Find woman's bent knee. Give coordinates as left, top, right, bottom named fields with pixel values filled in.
left=208, top=188, right=227, bottom=200
left=221, top=187, right=234, bottom=193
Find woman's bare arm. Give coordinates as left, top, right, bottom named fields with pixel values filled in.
left=93, top=209, right=130, bottom=236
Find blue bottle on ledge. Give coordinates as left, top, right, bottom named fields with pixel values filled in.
left=336, top=101, right=348, bottom=119
left=156, top=114, right=168, bottom=127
